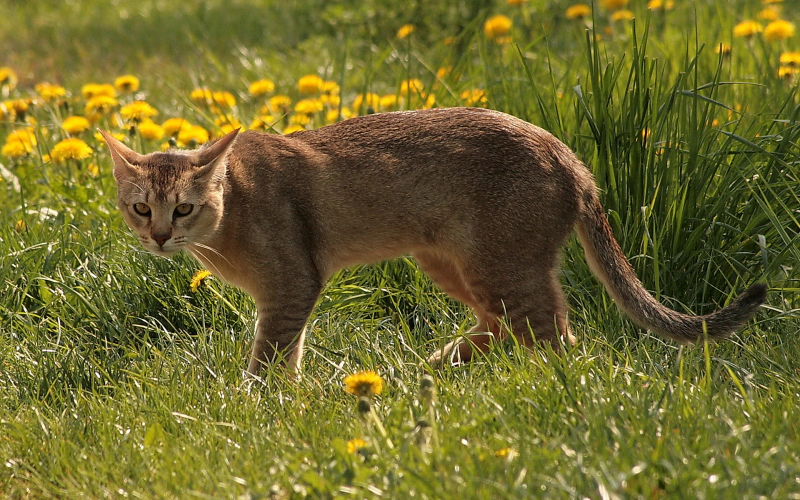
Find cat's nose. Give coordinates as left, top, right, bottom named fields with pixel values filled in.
left=152, top=233, right=170, bottom=247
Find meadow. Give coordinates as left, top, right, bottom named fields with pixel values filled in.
left=1, top=0, right=799, bottom=497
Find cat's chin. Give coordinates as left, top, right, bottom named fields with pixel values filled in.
left=146, top=246, right=181, bottom=258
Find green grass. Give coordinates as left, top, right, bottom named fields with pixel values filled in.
left=2, top=0, right=800, bottom=497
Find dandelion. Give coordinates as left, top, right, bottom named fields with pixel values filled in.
left=321, top=81, right=340, bottom=95
left=764, top=20, right=794, bottom=41
left=250, top=115, right=278, bottom=131
left=114, top=75, right=140, bottom=93
left=647, top=0, right=674, bottom=9
left=14, top=219, right=26, bottom=232
left=138, top=120, right=165, bottom=141
left=294, top=98, right=324, bottom=115
left=212, top=91, right=236, bottom=108
left=50, top=138, right=93, bottom=163
left=778, top=65, right=799, bottom=78
left=5, top=128, right=37, bottom=149
left=758, top=7, right=780, bottom=21
left=400, top=79, right=424, bottom=95
left=484, top=15, right=513, bottom=41
left=190, top=269, right=212, bottom=292
left=94, top=130, right=126, bottom=144
left=2, top=140, right=32, bottom=158
left=289, top=114, right=311, bottom=126
left=494, top=447, right=518, bottom=459
left=84, top=95, right=119, bottom=117
left=507, top=0, right=526, bottom=5
left=397, top=24, right=415, bottom=39
left=346, top=438, right=368, bottom=454
left=120, top=101, right=158, bottom=122
left=190, top=88, right=213, bottom=104
left=87, top=163, right=100, bottom=177
left=601, top=0, right=628, bottom=10
left=716, top=43, right=732, bottom=56
left=780, top=51, right=800, bottom=65
left=81, top=83, right=117, bottom=100
left=249, top=79, right=275, bottom=97
left=3, top=99, right=30, bottom=119
left=0, top=67, right=18, bottom=91
left=344, top=370, right=384, bottom=398
left=62, top=116, right=91, bottom=135
left=733, top=21, right=763, bottom=38
left=320, top=93, right=341, bottom=108
left=566, top=4, right=592, bottom=19
left=611, top=9, right=635, bottom=21
left=298, top=75, right=324, bottom=95
left=352, top=92, right=381, bottom=112
left=283, top=125, right=306, bottom=134
left=461, top=89, right=488, bottom=106
left=380, top=94, right=398, bottom=110
left=162, top=117, right=190, bottom=136
left=268, top=94, right=292, bottom=113
left=35, top=82, right=67, bottom=102
left=177, top=125, right=210, bottom=146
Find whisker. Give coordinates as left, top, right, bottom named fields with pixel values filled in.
left=191, top=242, right=234, bottom=268
left=189, top=244, right=226, bottom=277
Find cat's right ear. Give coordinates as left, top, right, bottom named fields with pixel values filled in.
left=98, top=130, right=145, bottom=182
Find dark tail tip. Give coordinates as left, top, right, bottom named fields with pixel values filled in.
left=740, top=283, right=768, bottom=308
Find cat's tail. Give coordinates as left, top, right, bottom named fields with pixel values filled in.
left=575, top=188, right=766, bottom=342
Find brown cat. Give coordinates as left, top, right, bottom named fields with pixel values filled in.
left=101, top=107, right=766, bottom=375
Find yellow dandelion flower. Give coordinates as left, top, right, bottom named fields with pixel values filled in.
left=212, top=91, right=236, bottom=108
left=320, top=93, right=341, bottom=108
left=249, top=79, right=276, bottom=97
left=3, top=99, right=29, bottom=117
left=14, top=219, right=26, bottom=232
left=321, top=81, right=340, bottom=95
left=6, top=128, right=37, bottom=147
left=379, top=94, right=398, bottom=110
left=611, top=9, right=634, bottom=21
left=87, top=163, right=100, bottom=177
left=85, top=95, right=118, bottom=116
left=268, top=94, right=292, bottom=112
left=81, top=83, right=117, bottom=100
left=191, top=88, right=213, bottom=104
left=139, top=120, right=165, bottom=141
left=190, top=269, right=212, bottom=292
left=177, top=125, right=209, bottom=146
left=397, top=24, right=415, bottom=39
left=507, top=0, right=526, bottom=5
left=298, top=75, right=324, bottom=95
left=758, top=7, right=779, bottom=21
left=352, top=92, right=381, bottom=112
left=778, top=65, right=799, bottom=78
left=400, top=79, right=424, bottom=95
left=484, top=15, right=513, bottom=40
left=61, top=116, right=91, bottom=135
left=347, top=438, right=368, bottom=454
left=343, top=370, right=384, bottom=398
left=114, top=75, right=140, bottom=93
left=647, top=0, right=674, bottom=10
left=289, top=113, right=311, bottom=126
left=494, top=447, right=518, bottom=459
left=35, top=82, right=67, bottom=102
left=283, top=124, right=306, bottom=134
left=601, top=0, right=628, bottom=10
left=2, top=140, right=32, bottom=158
left=94, top=131, right=126, bottom=144
left=250, top=115, right=278, bottom=131
left=216, top=123, right=241, bottom=137
left=0, top=67, right=18, bottom=91
left=162, top=117, right=191, bottom=136
left=566, top=4, right=592, bottom=19
left=214, top=114, right=242, bottom=129
left=733, top=20, right=763, bottom=38
left=294, top=98, right=324, bottom=115
left=51, top=138, right=93, bottom=163
left=716, top=43, right=732, bottom=55
left=461, top=89, right=488, bottom=106
left=764, top=19, right=795, bottom=41
left=780, top=51, right=800, bottom=65
left=422, top=94, right=436, bottom=109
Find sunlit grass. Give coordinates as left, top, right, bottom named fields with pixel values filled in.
left=1, top=0, right=799, bottom=497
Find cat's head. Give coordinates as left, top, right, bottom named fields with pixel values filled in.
left=101, top=129, right=239, bottom=257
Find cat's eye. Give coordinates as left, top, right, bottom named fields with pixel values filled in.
left=174, top=203, right=194, bottom=218
left=132, top=203, right=151, bottom=217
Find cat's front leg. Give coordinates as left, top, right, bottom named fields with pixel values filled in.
left=248, top=284, right=321, bottom=376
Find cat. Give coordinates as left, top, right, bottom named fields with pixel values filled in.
left=101, top=107, right=767, bottom=375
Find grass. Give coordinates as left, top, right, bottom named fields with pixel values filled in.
left=1, top=0, right=800, bottom=497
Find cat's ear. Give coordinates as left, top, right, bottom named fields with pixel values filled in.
left=98, top=130, right=144, bottom=182
left=192, top=128, right=239, bottom=183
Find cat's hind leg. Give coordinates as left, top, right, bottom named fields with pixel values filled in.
left=414, top=251, right=504, bottom=367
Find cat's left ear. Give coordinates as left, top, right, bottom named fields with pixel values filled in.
left=193, top=128, right=239, bottom=182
